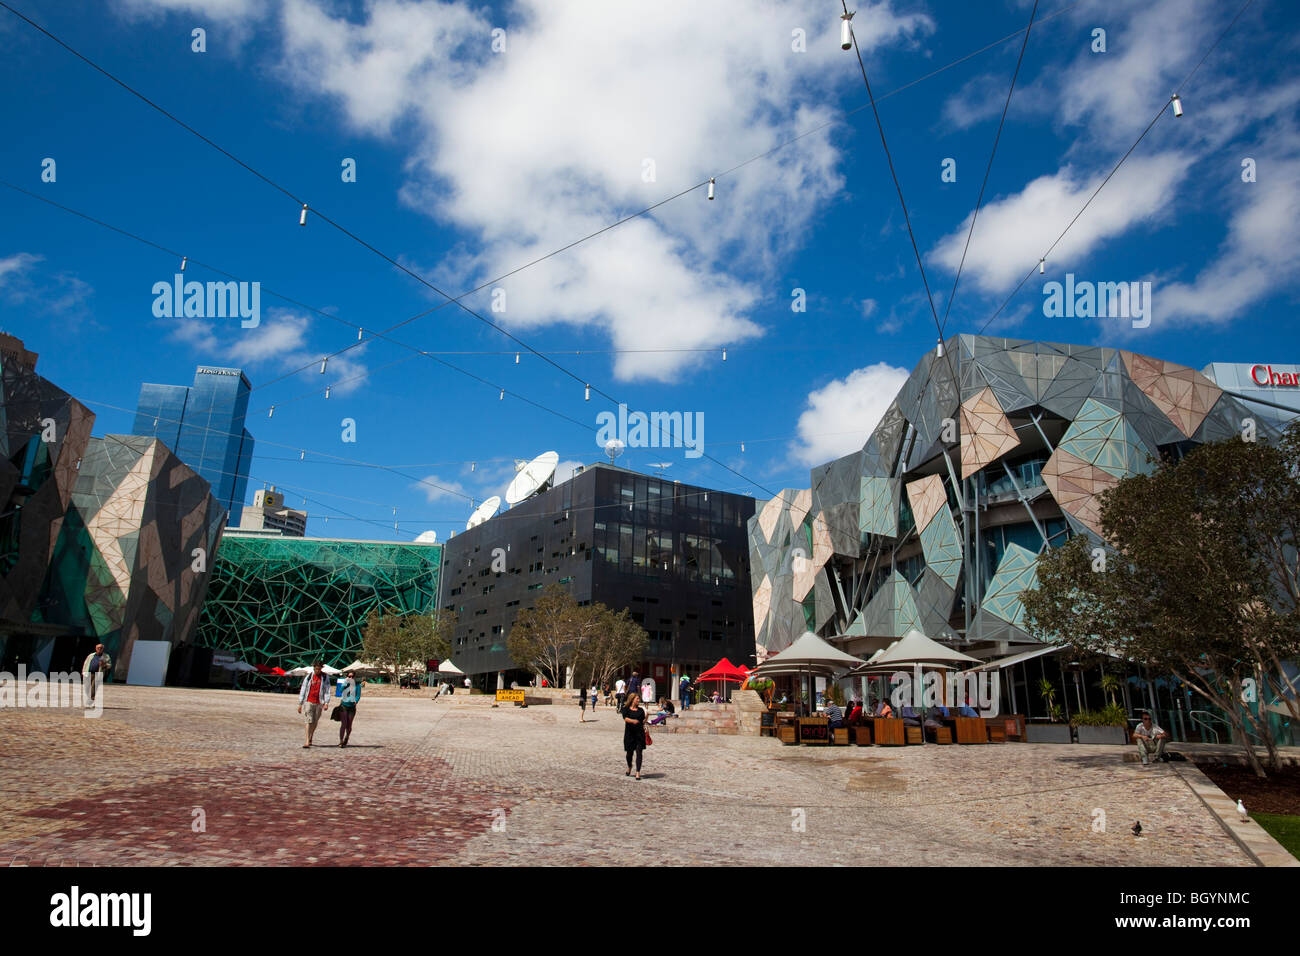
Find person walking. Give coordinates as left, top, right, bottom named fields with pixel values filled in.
left=338, top=670, right=361, bottom=747
left=614, top=677, right=627, bottom=711
left=621, top=692, right=648, bottom=780
left=297, top=661, right=330, bottom=748
left=679, top=674, right=692, bottom=711
left=578, top=684, right=588, bottom=722
left=81, top=643, right=111, bottom=704
left=589, top=684, right=599, bottom=712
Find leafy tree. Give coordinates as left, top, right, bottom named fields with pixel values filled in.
left=361, top=608, right=455, bottom=687
left=584, top=606, right=648, bottom=693
left=1025, top=429, right=1300, bottom=777
left=507, top=584, right=602, bottom=687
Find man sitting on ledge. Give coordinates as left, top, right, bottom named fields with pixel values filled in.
left=1133, top=711, right=1170, bottom=766
left=899, top=705, right=922, bottom=727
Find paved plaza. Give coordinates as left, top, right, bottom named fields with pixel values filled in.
left=0, top=686, right=1251, bottom=866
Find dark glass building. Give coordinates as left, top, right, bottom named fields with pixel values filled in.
left=440, top=463, right=756, bottom=694
left=132, top=365, right=254, bottom=523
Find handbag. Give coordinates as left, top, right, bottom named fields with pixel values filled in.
left=644, top=729, right=653, bottom=747
left=330, top=707, right=342, bottom=721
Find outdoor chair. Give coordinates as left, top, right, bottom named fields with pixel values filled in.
left=905, top=725, right=923, bottom=745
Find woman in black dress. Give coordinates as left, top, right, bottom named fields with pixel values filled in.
left=621, top=693, right=647, bottom=780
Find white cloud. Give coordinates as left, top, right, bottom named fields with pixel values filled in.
left=277, top=0, right=932, bottom=381
left=414, top=474, right=468, bottom=505
left=929, top=153, right=1194, bottom=293
left=553, top=459, right=584, bottom=485
left=0, top=252, right=94, bottom=320
left=0, top=252, right=40, bottom=284
left=114, top=0, right=261, bottom=21
left=168, top=308, right=370, bottom=395
left=791, top=362, right=909, bottom=466
left=1159, top=153, right=1300, bottom=326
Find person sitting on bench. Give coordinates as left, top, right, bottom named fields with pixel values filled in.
left=923, top=708, right=946, bottom=739
left=649, top=698, right=676, bottom=726
left=846, top=699, right=863, bottom=725
left=874, top=699, right=894, bottom=718
left=824, top=700, right=845, bottom=731
left=899, top=705, right=922, bottom=727
left=957, top=698, right=979, bottom=718
left=1133, top=711, right=1170, bottom=766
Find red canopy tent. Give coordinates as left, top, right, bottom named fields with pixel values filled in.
left=696, top=658, right=749, bottom=701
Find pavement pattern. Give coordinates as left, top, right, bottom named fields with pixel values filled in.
left=0, top=685, right=1251, bottom=866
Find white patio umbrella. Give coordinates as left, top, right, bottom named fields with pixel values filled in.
left=215, top=660, right=258, bottom=672
left=863, top=629, right=981, bottom=725
left=285, top=663, right=341, bottom=677
left=337, top=660, right=383, bottom=676
left=437, top=659, right=465, bottom=675
left=751, top=631, right=863, bottom=712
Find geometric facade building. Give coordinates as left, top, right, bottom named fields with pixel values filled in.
left=0, top=335, right=95, bottom=662
left=38, top=435, right=227, bottom=680
left=748, top=336, right=1289, bottom=660
left=195, top=534, right=443, bottom=671
left=132, top=365, right=255, bottom=524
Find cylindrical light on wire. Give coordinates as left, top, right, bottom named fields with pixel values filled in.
left=515, top=352, right=520, bottom=364
left=1039, top=258, right=1045, bottom=275
left=722, top=347, right=727, bottom=361
left=299, top=204, right=308, bottom=226
left=936, top=339, right=945, bottom=358
left=499, top=388, right=505, bottom=400
left=1171, top=93, right=1183, bottom=117
left=179, top=256, right=187, bottom=272
left=585, top=384, right=591, bottom=401
left=357, top=328, right=363, bottom=341
left=300, top=450, right=305, bottom=460
left=707, top=178, right=715, bottom=201
left=268, top=405, right=275, bottom=419
left=320, top=358, right=327, bottom=373
left=840, top=12, right=854, bottom=50
left=324, top=385, right=331, bottom=399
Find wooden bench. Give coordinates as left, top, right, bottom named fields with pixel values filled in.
left=831, top=727, right=851, bottom=745
left=905, top=725, right=923, bottom=745
left=873, top=718, right=905, bottom=745
left=852, top=724, right=872, bottom=745
left=954, top=716, right=988, bottom=744
left=932, top=726, right=953, bottom=744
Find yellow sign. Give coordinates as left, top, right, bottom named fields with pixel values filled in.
left=496, top=689, right=526, bottom=703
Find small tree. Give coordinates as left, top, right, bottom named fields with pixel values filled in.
left=362, top=608, right=455, bottom=687
left=585, top=606, right=648, bottom=693
left=507, top=584, right=603, bottom=688
left=1025, top=431, right=1300, bottom=777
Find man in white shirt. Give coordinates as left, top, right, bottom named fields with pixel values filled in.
left=1133, top=711, right=1170, bottom=766
left=615, top=678, right=627, bottom=711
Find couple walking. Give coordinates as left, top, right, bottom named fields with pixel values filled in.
left=296, top=661, right=361, bottom=748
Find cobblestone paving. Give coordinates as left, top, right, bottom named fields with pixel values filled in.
left=0, top=686, right=1249, bottom=866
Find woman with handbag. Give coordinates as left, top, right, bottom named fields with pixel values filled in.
left=621, top=693, right=649, bottom=780
left=337, top=670, right=361, bottom=747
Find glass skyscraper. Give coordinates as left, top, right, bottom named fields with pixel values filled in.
left=132, top=366, right=254, bottom=523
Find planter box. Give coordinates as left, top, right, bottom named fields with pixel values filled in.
left=1076, top=725, right=1129, bottom=745
left=1025, top=723, right=1074, bottom=744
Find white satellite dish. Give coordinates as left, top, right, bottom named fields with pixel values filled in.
left=604, top=439, right=625, bottom=464
left=466, top=495, right=501, bottom=530
left=415, top=530, right=438, bottom=543
left=505, top=451, right=559, bottom=505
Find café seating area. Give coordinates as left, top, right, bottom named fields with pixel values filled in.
left=765, top=710, right=1027, bottom=746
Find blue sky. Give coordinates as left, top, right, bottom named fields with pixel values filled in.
left=3, top=0, right=1297, bottom=542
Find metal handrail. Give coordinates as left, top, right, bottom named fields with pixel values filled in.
left=1187, top=710, right=1224, bottom=744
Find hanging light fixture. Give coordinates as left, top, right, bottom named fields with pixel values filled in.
left=1039, top=258, right=1046, bottom=275
left=585, top=384, right=591, bottom=401
left=741, top=441, right=745, bottom=453
left=357, top=328, right=363, bottom=341
left=300, top=450, right=305, bottom=460
left=268, top=405, right=275, bottom=418
left=707, top=178, right=715, bottom=201
left=840, top=10, right=855, bottom=50
left=515, top=352, right=520, bottom=364
left=179, top=256, right=188, bottom=272
left=471, top=462, right=476, bottom=472
left=499, top=388, right=504, bottom=400
left=299, top=203, right=308, bottom=226
left=722, top=346, right=727, bottom=361
left=935, top=339, right=945, bottom=358
left=324, top=385, right=331, bottom=399
left=1171, top=93, right=1183, bottom=117
left=320, top=357, right=328, bottom=373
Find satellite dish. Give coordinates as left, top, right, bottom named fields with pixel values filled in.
left=466, top=495, right=501, bottom=530
left=649, top=462, right=672, bottom=473
left=505, top=451, right=559, bottom=505
left=415, top=530, right=438, bottom=543
left=604, top=439, right=625, bottom=464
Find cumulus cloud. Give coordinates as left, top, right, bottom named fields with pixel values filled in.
left=114, top=0, right=262, bottom=21
left=169, top=308, right=370, bottom=395
left=791, top=362, right=909, bottom=466
left=276, top=0, right=932, bottom=381
left=929, top=153, right=1194, bottom=293
left=0, top=252, right=94, bottom=321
